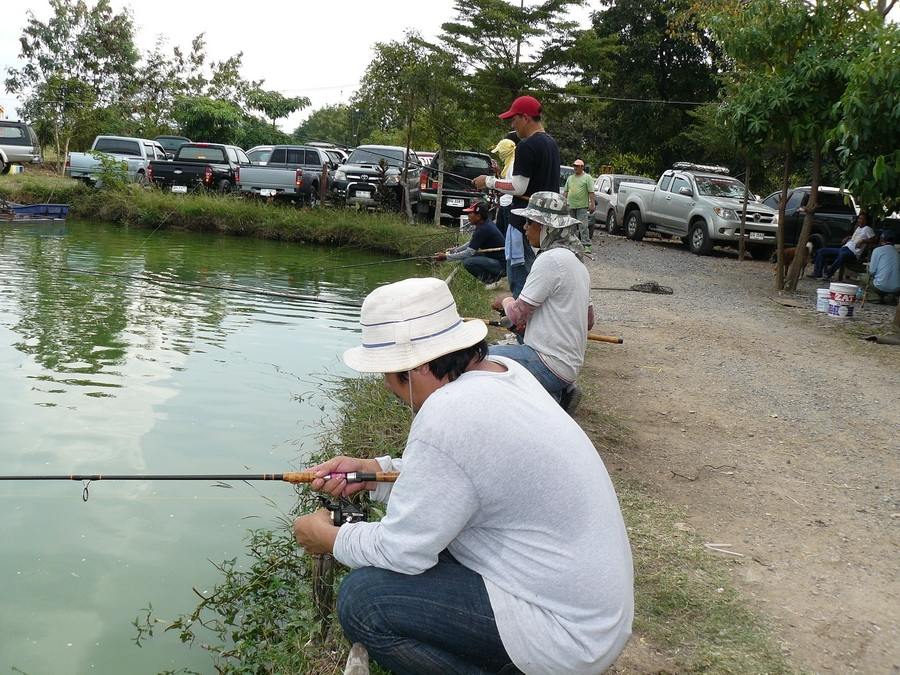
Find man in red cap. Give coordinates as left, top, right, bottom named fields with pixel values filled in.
left=434, top=201, right=506, bottom=285
left=473, top=95, right=561, bottom=241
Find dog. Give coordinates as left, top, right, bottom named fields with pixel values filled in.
left=772, top=241, right=813, bottom=279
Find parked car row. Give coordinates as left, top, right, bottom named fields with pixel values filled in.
left=0, top=120, right=42, bottom=174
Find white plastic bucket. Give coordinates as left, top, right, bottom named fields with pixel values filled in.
left=828, top=282, right=858, bottom=319
left=816, top=288, right=830, bottom=312
left=10, top=165, right=24, bottom=174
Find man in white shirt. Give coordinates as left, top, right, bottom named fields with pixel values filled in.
left=292, top=277, right=633, bottom=675
left=489, top=191, right=593, bottom=413
left=811, top=212, right=877, bottom=280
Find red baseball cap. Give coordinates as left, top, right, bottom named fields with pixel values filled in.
left=498, top=95, right=542, bottom=120
left=462, top=201, right=489, bottom=218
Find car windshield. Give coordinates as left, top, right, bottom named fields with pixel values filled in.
left=177, top=146, right=226, bottom=162
left=694, top=175, right=746, bottom=199
left=94, top=138, right=142, bottom=156
left=158, top=138, right=188, bottom=152
left=348, top=147, right=405, bottom=167
left=446, top=153, right=491, bottom=171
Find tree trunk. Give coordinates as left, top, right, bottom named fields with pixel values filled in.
left=775, top=143, right=793, bottom=291
left=433, top=151, right=445, bottom=228
left=894, top=303, right=900, bottom=332
left=61, top=136, right=71, bottom=177
left=402, top=112, right=414, bottom=224
left=785, top=143, right=821, bottom=291
left=738, top=163, right=749, bottom=262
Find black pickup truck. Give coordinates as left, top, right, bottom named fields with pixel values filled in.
left=148, top=143, right=250, bottom=193
left=417, top=150, right=493, bottom=222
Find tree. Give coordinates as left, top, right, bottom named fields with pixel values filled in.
left=172, top=97, right=245, bottom=144
left=437, top=0, right=584, bottom=99
left=4, top=0, right=138, bottom=171
left=589, top=0, right=725, bottom=171
left=292, top=104, right=361, bottom=147
left=702, top=0, right=869, bottom=290
left=246, top=89, right=310, bottom=131
left=831, top=17, right=900, bottom=329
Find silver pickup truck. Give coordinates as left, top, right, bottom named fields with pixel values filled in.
left=237, top=145, right=337, bottom=202
left=617, top=163, right=778, bottom=256
left=66, top=135, right=166, bottom=185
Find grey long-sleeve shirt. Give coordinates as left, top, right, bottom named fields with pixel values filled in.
left=334, top=357, right=634, bottom=674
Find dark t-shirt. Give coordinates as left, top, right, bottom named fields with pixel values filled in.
left=469, top=220, right=506, bottom=261
left=509, top=132, right=561, bottom=232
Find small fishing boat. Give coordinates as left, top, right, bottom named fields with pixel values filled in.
left=0, top=200, right=70, bottom=227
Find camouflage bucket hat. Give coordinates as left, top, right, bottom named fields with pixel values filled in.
left=510, top=191, right=581, bottom=229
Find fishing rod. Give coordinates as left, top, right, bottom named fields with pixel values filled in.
left=0, top=471, right=400, bottom=502
left=466, top=317, right=623, bottom=344
left=591, top=281, right=674, bottom=295
left=313, top=248, right=505, bottom=273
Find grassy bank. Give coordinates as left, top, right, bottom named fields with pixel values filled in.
left=0, top=174, right=457, bottom=257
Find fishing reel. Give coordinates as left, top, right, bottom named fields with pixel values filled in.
left=318, top=495, right=368, bottom=526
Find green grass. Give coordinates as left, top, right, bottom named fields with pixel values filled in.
left=0, top=174, right=458, bottom=257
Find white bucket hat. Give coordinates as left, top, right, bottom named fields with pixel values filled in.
left=511, top=191, right=581, bottom=228
left=342, top=277, right=488, bottom=373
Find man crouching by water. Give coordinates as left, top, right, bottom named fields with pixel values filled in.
left=293, top=277, right=633, bottom=674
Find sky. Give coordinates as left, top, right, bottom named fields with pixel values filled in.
left=0, top=0, right=594, bottom=132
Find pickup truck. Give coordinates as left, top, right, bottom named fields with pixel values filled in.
left=237, top=145, right=337, bottom=203
left=617, top=163, right=778, bottom=256
left=417, top=150, right=492, bottom=221
left=66, top=136, right=167, bottom=185
left=147, top=143, right=249, bottom=193
left=332, top=145, right=421, bottom=210
left=762, top=186, right=858, bottom=250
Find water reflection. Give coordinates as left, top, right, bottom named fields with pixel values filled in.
left=0, top=220, right=421, bottom=675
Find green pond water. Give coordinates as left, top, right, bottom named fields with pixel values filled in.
left=0, top=219, right=421, bottom=674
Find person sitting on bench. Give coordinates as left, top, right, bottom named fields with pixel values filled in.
left=811, top=212, right=876, bottom=281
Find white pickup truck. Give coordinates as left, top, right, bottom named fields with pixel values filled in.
left=66, top=135, right=167, bottom=185
left=617, top=163, right=778, bottom=256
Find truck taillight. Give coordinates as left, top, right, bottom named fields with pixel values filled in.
left=419, top=169, right=428, bottom=191
left=295, top=168, right=304, bottom=188
left=234, top=166, right=240, bottom=184
left=204, top=165, right=213, bottom=185
left=431, top=179, right=439, bottom=190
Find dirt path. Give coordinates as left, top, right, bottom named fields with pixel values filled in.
left=582, top=233, right=900, bottom=673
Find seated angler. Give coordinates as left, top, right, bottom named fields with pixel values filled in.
left=435, top=201, right=506, bottom=286
left=292, top=277, right=634, bottom=675
left=489, top=191, right=594, bottom=413
left=867, top=229, right=900, bottom=304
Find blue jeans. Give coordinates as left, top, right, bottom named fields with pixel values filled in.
left=488, top=344, right=569, bottom=402
left=337, top=552, right=520, bottom=675
left=507, top=262, right=528, bottom=298
left=463, top=256, right=505, bottom=283
left=814, top=246, right=856, bottom=277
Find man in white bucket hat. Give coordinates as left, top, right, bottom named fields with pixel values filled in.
left=489, top=191, right=594, bottom=414
left=293, top=276, right=633, bottom=675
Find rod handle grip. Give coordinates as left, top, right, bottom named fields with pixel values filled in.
left=589, top=333, right=623, bottom=344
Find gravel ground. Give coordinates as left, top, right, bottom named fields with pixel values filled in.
left=581, top=231, right=900, bottom=673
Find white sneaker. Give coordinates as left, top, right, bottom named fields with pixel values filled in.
left=484, top=281, right=501, bottom=290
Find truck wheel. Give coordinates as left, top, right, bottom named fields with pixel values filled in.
left=0, top=159, right=7, bottom=175
left=625, top=210, right=645, bottom=241
left=216, top=179, right=232, bottom=193
left=606, top=209, right=618, bottom=235
left=135, top=170, right=146, bottom=186
left=689, top=221, right=713, bottom=255
left=309, top=184, right=320, bottom=207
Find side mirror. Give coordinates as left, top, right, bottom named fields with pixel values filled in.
left=679, top=186, right=692, bottom=197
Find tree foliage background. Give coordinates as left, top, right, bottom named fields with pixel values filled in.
left=4, top=0, right=899, bottom=222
